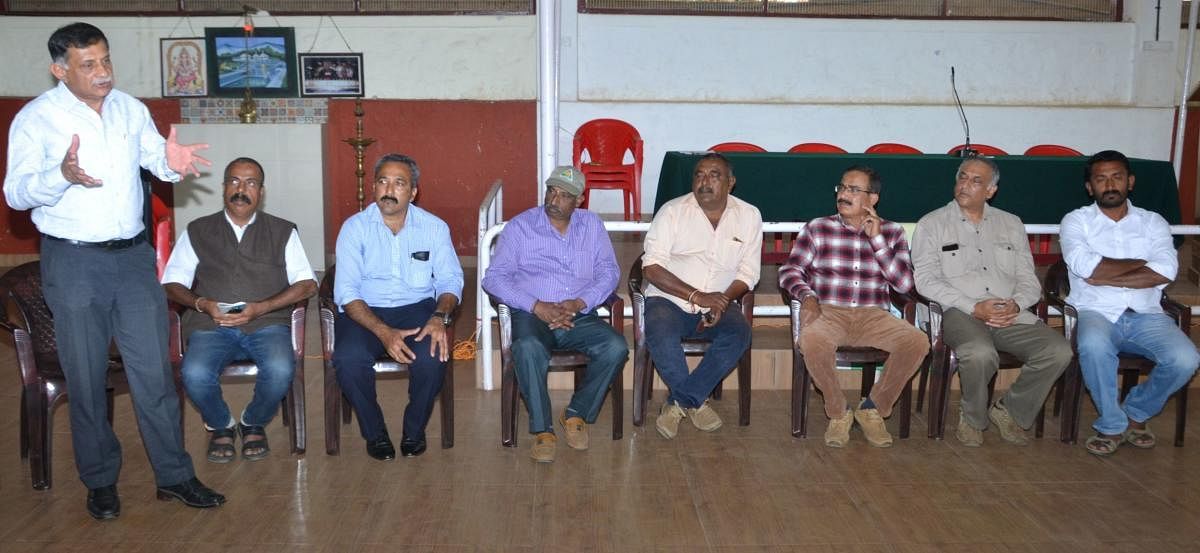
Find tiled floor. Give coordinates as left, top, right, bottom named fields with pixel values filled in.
left=2, top=311, right=1198, bottom=553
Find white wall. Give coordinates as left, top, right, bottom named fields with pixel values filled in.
left=0, top=15, right=536, bottom=99
left=173, top=124, right=325, bottom=268
left=0, top=4, right=1190, bottom=217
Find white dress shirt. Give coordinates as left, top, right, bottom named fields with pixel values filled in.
left=161, top=211, right=316, bottom=287
left=1059, top=201, right=1176, bottom=322
left=4, top=81, right=179, bottom=242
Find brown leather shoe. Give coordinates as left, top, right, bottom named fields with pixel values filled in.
left=530, top=432, right=557, bottom=463
left=559, top=414, right=589, bottom=450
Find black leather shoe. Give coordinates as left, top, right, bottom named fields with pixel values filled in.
left=155, top=477, right=226, bottom=508
left=366, top=436, right=396, bottom=460
left=86, top=484, right=120, bottom=520
left=399, top=435, right=427, bottom=457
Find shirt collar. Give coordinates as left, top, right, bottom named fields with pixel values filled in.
left=223, top=209, right=258, bottom=230
left=48, top=80, right=114, bottom=113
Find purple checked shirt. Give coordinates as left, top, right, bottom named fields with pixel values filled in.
left=482, top=206, right=619, bottom=313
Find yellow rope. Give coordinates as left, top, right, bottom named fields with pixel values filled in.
left=452, top=328, right=479, bottom=360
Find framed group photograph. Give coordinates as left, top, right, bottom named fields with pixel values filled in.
left=160, top=37, right=207, bottom=97
left=299, top=53, right=364, bottom=97
left=204, top=27, right=298, bottom=98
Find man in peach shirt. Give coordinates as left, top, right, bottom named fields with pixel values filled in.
left=640, top=153, right=762, bottom=439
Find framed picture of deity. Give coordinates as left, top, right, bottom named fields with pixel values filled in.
left=204, top=27, right=298, bottom=98
left=160, top=37, right=208, bottom=97
left=298, top=53, right=364, bottom=98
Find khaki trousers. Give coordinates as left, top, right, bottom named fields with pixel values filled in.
left=798, top=304, right=930, bottom=419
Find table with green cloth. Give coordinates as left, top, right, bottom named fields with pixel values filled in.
left=655, top=152, right=1181, bottom=225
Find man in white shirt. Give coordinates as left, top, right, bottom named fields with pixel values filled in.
left=162, top=157, right=316, bottom=464
left=641, top=153, right=763, bottom=439
left=3, top=22, right=222, bottom=519
left=1060, top=149, right=1200, bottom=456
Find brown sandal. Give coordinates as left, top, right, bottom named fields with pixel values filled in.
left=1123, top=427, right=1156, bottom=449
left=1085, top=434, right=1120, bottom=457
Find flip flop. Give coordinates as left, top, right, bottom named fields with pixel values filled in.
left=1085, top=434, right=1120, bottom=457
left=1123, top=427, right=1157, bottom=449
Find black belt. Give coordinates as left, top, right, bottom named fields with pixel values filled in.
left=42, top=233, right=145, bottom=250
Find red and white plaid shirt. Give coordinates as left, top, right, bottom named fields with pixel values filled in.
left=778, top=214, right=914, bottom=309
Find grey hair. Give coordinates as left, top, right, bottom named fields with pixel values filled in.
left=958, top=156, right=1000, bottom=187
left=373, top=153, right=420, bottom=188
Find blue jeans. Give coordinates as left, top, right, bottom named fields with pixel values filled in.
left=332, top=299, right=445, bottom=442
left=1077, top=309, right=1200, bottom=435
left=644, top=296, right=751, bottom=408
left=181, top=324, right=295, bottom=430
left=510, top=309, right=628, bottom=434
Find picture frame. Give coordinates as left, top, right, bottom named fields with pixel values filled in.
left=204, top=27, right=298, bottom=98
left=160, top=37, right=208, bottom=97
left=299, top=53, right=365, bottom=98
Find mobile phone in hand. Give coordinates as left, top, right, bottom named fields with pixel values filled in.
left=217, top=301, right=247, bottom=314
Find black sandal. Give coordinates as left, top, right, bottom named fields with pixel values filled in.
left=238, top=423, right=270, bottom=461
left=206, top=427, right=237, bottom=463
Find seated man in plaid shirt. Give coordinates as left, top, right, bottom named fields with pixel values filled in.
left=779, top=165, right=929, bottom=448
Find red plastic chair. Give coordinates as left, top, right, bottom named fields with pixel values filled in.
left=1024, top=144, right=1083, bottom=156
left=947, top=144, right=1008, bottom=156
left=865, top=142, right=922, bottom=155
left=787, top=142, right=848, bottom=154
left=572, top=119, right=643, bottom=221
left=709, top=142, right=767, bottom=153
left=150, top=194, right=174, bottom=279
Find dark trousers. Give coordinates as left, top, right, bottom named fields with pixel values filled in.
left=509, top=309, right=628, bottom=434
left=332, top=298, right=445, bottom=441
left=40, top=238, right=194, bottom=489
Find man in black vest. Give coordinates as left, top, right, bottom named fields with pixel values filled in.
left=162, top=157, right=317, bottom=463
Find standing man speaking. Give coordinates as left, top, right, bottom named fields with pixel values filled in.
left=4, top=22, right=225, bottom=519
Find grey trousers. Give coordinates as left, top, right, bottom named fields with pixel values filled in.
left=41, top=238, right=194, bottom=489
left=942, top=308, right=1073, bottom=430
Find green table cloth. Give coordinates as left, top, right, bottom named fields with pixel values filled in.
left=655, top=152, right=1181, bottom=225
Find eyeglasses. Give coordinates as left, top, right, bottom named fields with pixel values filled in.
left=223, top=178, right=261, bottom=189
left=833, top=184, right=872, bottom=195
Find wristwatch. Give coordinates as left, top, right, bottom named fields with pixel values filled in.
left=431, top=311, right=453, bottom=327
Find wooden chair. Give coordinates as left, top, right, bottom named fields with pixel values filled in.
left=167, top=301, right=308, bottom=454
left=628, top=256, right=754, bottom=427
left=1024, top=144, right=1083, bottom=156
left=709, top=142, right=767, bottom=153
left=318, top=265, right=455, bottom=455
left=1044, top=260, right=1191, bottom=446
left=865, top=142, right=923, bottom=155
left=788, top=142, right=848, bottom=154
left=496, top=297, right=624, bottom=447
left=573, top=118, right=644, bottom=221
left=947, top=144, right=1009, bottom=156
left=921, top=293, right=1077, bottom=442
left=788, top=291, right=921, bottom=438
left=0, top=262, right=185, bottom=489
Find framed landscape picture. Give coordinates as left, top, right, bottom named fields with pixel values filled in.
left=204, top=27, right=297, bottom=98
left=299, top=53, right=364, bottom=97
left=160, top=37, right=207, bottom=97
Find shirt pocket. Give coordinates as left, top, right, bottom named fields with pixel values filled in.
left=993, top=242, right=1018, bottom=275
left=715, top=237, right=748, bottom=272
left=939, top=248, right=967, bottom=278
left=406, top=256, right=433, bottom=290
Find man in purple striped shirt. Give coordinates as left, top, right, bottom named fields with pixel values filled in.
left=779, top=165, right=929, bottom=448
left=482, top=166, right=628, bottom=463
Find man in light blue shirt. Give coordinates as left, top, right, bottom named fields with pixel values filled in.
left=1060, top=150, right=1200, bottom=456
left=4, top=22, right=222, bottom=519
left=333, top=153, right=463, bottom=460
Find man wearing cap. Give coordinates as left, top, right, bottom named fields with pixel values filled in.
left=482, top=165, right=627, bottom=463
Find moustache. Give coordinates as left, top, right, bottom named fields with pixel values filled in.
left=380, top=195, right=399, bottom=203
left=229, top=193, right=251, bottom=204
left=93, top=77, right=112, bottom=86
left=837, top=199, right=853, bottom=206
